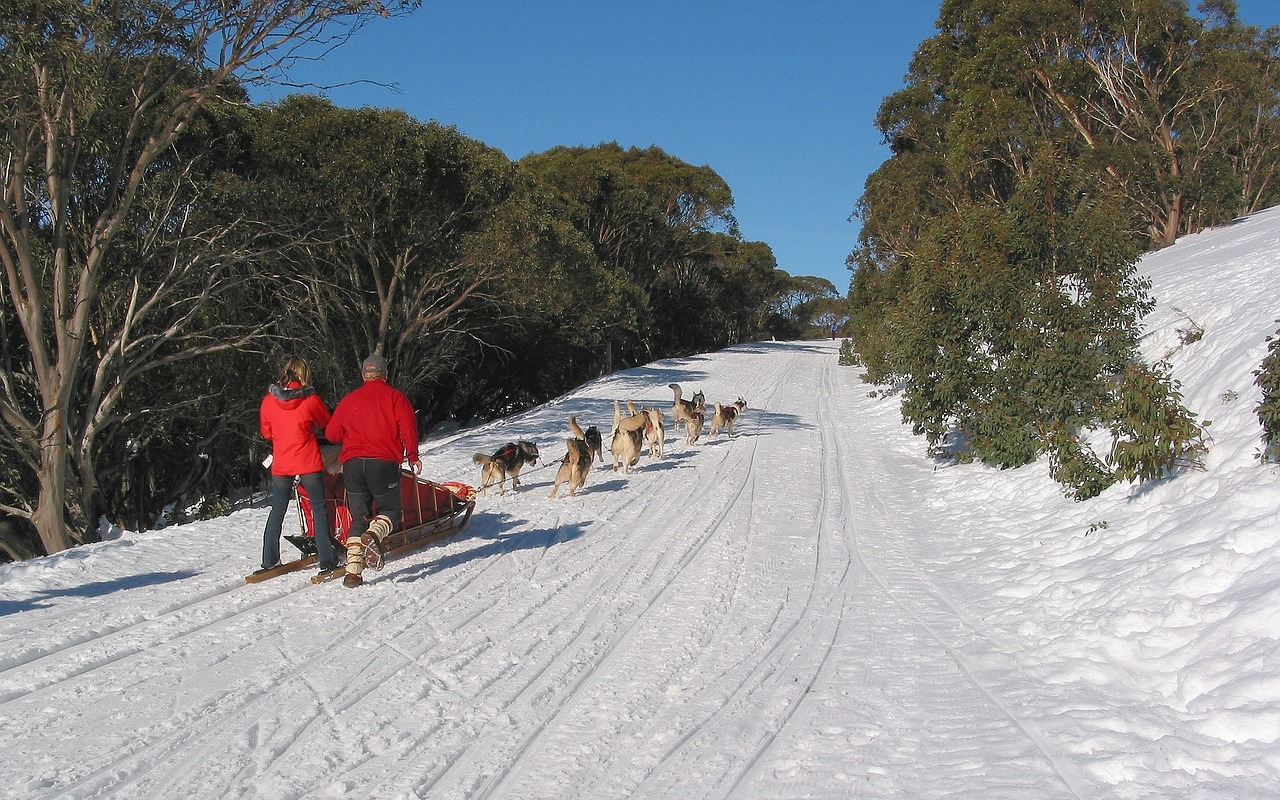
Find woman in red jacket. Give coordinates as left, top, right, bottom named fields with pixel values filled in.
left=257, top=357, right=339, bottom=573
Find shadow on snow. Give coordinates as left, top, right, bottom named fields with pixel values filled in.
left=0, top=570, right=199, bottom=617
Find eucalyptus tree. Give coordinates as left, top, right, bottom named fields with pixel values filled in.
left=521, top=143, right=739, bottom=366
left=0, top=0, right=419, bottom=558
left=245, top=95, right=535, bottom=419
left=437, top=174, right=627, bottom=423
left=845, top=0, right=1264, bottom=493
left=1015, top=0, right=1278, bottom=246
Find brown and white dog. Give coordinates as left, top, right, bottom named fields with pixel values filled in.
left=473, top=440, right=539, bottom=495
left=644, top=406, right=665, bottom=459
left=668, top=383, right=706, bottom=433
left=549, top=437, right=593, bottom=498
left=709, top=398, right=747, bottom=437
left=570, top=415, right=604, bottom=464
left=685, top=409, right=705, bottom=444
left=623, top=401, right=664, bottom=459
left=611, top=400, right=647, bottom=474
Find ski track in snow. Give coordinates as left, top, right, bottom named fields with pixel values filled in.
left=0, top=342, right=1077, bottom=799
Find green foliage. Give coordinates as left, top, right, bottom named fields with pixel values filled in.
left=1, top=0, right=425, bottom=555
left=840, top=0, right=1272, bottom=500
left=838, top=339, right=859, bottom=367
left=886, top=178, right=1149, bottom=474
left=197, top=496, right=233, bottom=521
left=1045, top=425, right=1116, bottom=501
left=519, top=142, right=785, bottom=365
left=1255, top=324, right=1280, bottom=462
left=1106, top=362, right=1208, bottom=482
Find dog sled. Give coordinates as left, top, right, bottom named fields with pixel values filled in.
left=244, top=469, right=476, bottom=584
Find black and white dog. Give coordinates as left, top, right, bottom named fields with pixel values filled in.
left=473, top=441, right=539, bottom=495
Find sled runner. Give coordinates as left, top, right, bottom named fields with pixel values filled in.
left=244, top=470, right=475, bottom=584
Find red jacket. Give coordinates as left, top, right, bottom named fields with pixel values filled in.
left=326, top=378, right=420, bottom=467
left=259, top=382, right=331, bottom=476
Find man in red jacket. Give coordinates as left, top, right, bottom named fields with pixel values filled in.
left=325, top=353, right=421, bottom=587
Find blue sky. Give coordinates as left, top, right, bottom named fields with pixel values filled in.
left=250, top=0, right=1277, bottom=295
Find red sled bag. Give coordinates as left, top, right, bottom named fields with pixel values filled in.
left=292, top=470, right=476, bottom=554
left=399, top=471, right=474, bottom=528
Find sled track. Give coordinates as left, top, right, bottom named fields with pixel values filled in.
left=833, top=371, right=1089, bottom=796
left=619, top=353, right=850, bottom=797
left=0, top=575, right=298, bottom=704
left=400, top=425, right=767, bottom=798
left=42, top=589, right=390, bottom=798
left=381, top=355, right=801, bottom=798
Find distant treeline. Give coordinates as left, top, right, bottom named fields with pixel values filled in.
left=846, top=1, right=1278, bottom=499
left=0, top=2, right=848, bottom=559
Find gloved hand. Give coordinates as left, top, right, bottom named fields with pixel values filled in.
left=410, top=458, right=422, bottom=475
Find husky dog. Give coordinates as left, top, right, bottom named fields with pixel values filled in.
left=644, top=406, right=665, bottom=459
left=709, top=398, right=748, bottom=437
left=685, top=409, right=705, bottom=444
left=569, top=415, right=604, bottom=464
left=473, top=440, right=539, bottom=495
left=549, top=438, right=593, bottom=498
left=668, top=383, right=706, bottom=432
left=611, top=400, right=647, bottom=474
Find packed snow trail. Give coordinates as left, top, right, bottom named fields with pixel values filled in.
left=0, top=339, right=1082, bottom=799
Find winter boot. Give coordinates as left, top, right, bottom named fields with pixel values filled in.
left=344, top=538, right=365, bottom=586
left=362, top=515, right=392, bottom=572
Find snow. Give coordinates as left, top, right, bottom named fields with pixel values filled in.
left=2, top=209, right=1279, bottom=799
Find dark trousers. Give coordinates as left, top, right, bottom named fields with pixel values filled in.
left=262, top=471, right=336, bottom=569
left=342, top=458, right=402, bottom=536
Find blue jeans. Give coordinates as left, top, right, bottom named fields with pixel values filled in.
left=262, top=472, right=337, bottom=569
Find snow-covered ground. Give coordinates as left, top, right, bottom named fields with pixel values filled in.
left=2, top=208, right=1279, bottom=799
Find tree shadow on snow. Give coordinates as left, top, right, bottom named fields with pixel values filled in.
left=389, top=516, right=588, bottom=584
left=692, top=408, right=808, bottom=439
left=0, top=570, right=199, bottom=617
left=731, top=340, right=834, bottom=356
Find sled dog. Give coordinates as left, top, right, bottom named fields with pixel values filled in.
left=709, top=398, right=747, bottom=437
left=549, top=437, right=593, bottom=498
left=644, top=407, right=665, bottom=458
left=473, top=440, right=539, bottom=495
left=668, top=383, right=706, bottom=432
left=611, top=400, right=647, bottom=474
left=569, top=415, right=604, bottom=464
left=685, top=409, right=705, bottom=444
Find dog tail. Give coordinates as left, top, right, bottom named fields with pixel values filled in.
left=669, top=383, right=681, bottom=401
left=570, top=414, right=587, bottom=440
left=473, top=453, right=491, bottom=465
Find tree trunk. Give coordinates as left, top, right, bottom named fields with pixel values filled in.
left=32, top=412, right=75, bottom=555
left=1156, top=192, right=1183, bottom=249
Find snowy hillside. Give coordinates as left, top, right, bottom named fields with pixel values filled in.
left=1, top=208, right=1278, bottom=798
